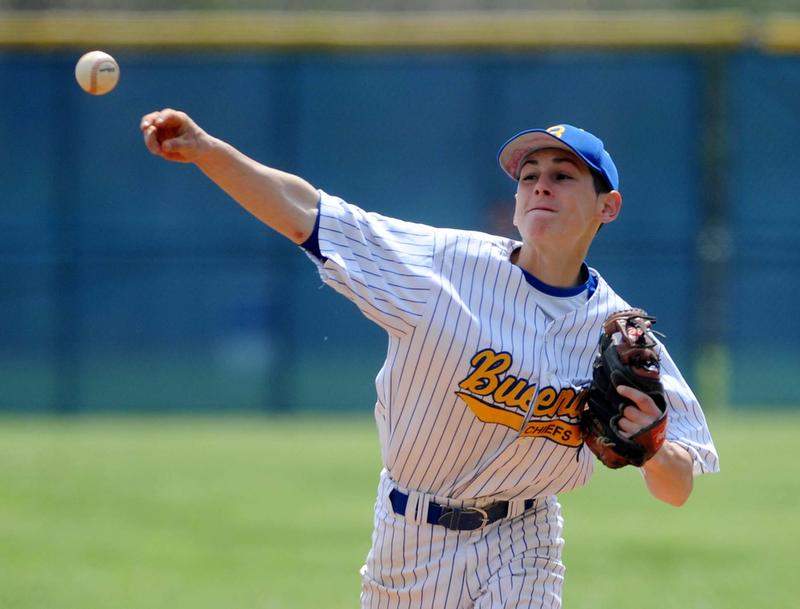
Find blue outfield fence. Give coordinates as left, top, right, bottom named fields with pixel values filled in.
left=727, top=53, right=800, bottom=404
left=0, top=49, right=796, bottom=411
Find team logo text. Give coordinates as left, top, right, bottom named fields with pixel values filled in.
left=455, top=348, right=585, bottom=447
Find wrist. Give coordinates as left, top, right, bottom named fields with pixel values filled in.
left=640, top=440, right=672, bottom=473
left=193, top=133, right=223, bottom=167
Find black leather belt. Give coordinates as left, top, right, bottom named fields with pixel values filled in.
left=389, top=488, right=535, bottom=531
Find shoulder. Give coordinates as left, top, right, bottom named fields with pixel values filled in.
left=319, top=190, right=437, bottom=239
left=320, top=191, right=516, bottom=260
left=586, top=267, right=633, bottom=314
left=435, top=227, right=518, bottom=261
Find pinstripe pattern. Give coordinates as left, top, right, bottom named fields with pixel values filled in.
left=361, top=471, right=565, bottom=609
left=305, top=191, right=719, bottom=608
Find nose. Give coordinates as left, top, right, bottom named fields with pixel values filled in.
left=534, top=175, right=552, bottom=196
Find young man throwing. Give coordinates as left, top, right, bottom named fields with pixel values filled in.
left=140, top=110, right=718, bottom=609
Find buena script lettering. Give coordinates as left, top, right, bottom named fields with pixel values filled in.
left=455, top=348, right=585, bottom=447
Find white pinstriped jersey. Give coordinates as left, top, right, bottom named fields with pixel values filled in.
left=306, top=191, right=719, bottom=502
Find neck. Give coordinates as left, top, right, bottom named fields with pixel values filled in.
left=513, top=241, right=588, bottom=288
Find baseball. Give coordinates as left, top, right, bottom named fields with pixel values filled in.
left=75, top=50, right=120, bottom=96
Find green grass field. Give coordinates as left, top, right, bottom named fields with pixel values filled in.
left=0, top=412, right=797, bottom=609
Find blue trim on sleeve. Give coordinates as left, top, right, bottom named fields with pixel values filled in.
left=300, top=192, right=325, bottom=261
left=520, top=262, right=595, bottom=298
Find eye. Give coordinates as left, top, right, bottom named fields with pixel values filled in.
left=521, top=173, right=538, bottom=182
left=556, top=172, right=572, bottom=181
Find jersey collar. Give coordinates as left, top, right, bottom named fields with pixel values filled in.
left=518, top=262, right=595, bottom=297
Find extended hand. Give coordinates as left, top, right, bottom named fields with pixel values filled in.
left=140, top=108, right=210, bottom=164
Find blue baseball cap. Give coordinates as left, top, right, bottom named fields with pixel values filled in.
left=497, top=124, right=619, bottom=191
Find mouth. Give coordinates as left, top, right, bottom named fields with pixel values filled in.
left=528, top=206, right=556, bottom=213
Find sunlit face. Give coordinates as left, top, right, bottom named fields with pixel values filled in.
left=513, top=148, right=619, bottom=246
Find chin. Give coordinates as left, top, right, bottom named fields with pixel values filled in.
left=518, top=217, right=561, bottom=242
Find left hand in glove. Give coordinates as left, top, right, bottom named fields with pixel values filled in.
left=581, top=308, right=668, bottom=469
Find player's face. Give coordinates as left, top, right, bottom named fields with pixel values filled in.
left=513, top=148, right=620, bottom=247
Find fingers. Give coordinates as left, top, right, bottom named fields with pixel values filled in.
left=140, top=112, right=159, bottom=132
left=141, top=110, right=170, bottom=157
left=161, top=134, right=192, bottom=154
left=140, top=108, right=185, bottom=132
left=140, top=108, right=196, bottom=160
left=153, top=108, right=187, bottom=128
left=621, top=403, right=652, bottom=425
left=616, top=385, right=661, bottom=416
left=617, top=406, right=655, bottom=438
left=143, top=124, right=161, bottom=155
left=616, top=417, right=638, bottom=437
left=616, top=385, right=660, bottom=438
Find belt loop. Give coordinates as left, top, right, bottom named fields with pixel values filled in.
left=506, top=497, right=530, bottom=519
left=403, top=490, right=431, bottom=525
left=416, top=493, right=431, bottom=525
left=403, top=491, right=421, bottom=525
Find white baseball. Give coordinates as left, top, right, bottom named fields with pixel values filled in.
left=75, top=51, right=120, bottom=96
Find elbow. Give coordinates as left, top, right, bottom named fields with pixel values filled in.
left=290, top=226, right=311, bottom=244
left=664, top=493, right=690, bottom=508
left=284, top=206, right=318, bottom=244
left=655, top=480, right=693, bottom=507
left=291, top=201, right=320, bottom=244
left=644, top=441, right=695, bottom=507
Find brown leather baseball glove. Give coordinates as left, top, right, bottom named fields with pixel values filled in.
left=581, top=309, right=668, bottom=469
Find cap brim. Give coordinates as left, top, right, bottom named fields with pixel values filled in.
left=498, top=130, right=596, bottom=181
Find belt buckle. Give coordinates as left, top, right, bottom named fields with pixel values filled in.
left=437, top=505, right=490, bottom=531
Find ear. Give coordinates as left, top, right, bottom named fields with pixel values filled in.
left=512, top=191, right=521, bottom=228
left=598, top=191, right=622, bottom=225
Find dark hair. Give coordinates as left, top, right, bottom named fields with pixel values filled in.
left=591, top=170, right=612, bottom=195
left=591, top=171, right=612, bottom=233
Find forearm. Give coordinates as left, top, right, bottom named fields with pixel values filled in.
left=640, top=441, right=694, bottom=506
left=195, top=137, right=319, bottom=243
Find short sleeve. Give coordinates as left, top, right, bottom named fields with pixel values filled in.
left=303, top=190, right=438, bottom=336
left=658, top=344, right=720, bottom=476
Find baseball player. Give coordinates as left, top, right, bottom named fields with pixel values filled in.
left=140, top=110, right=719, bottom=609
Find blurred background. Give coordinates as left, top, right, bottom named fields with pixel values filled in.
left=3, top=1, right=799, bottom=415
left=1, top=2, right=798, bottom=609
